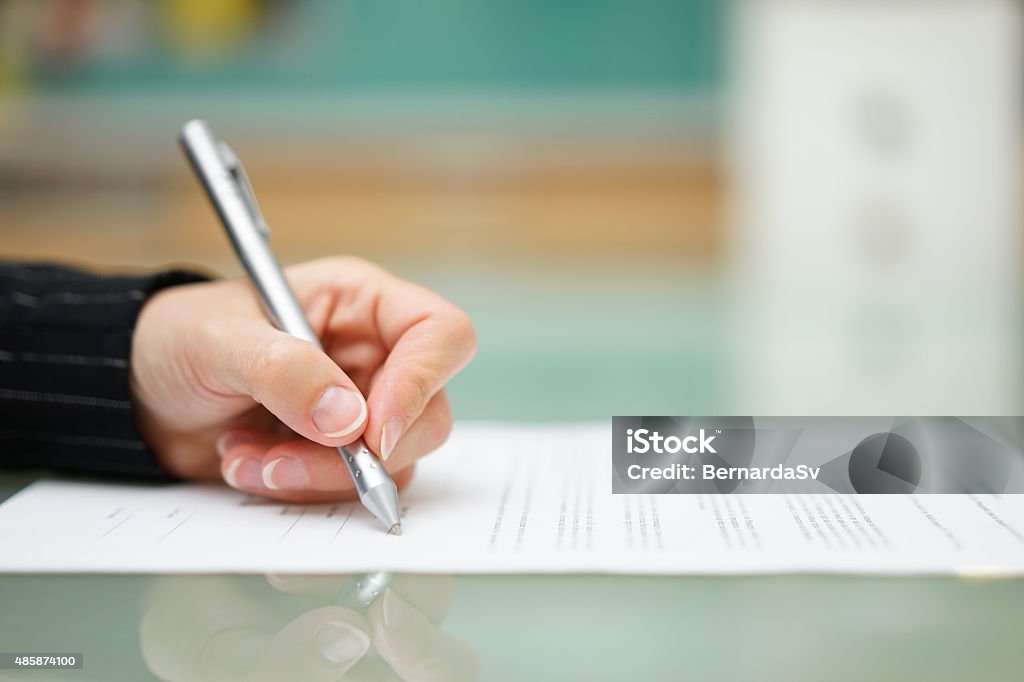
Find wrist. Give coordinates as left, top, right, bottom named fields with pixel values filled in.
left=128, top=277, right=213, bottom=479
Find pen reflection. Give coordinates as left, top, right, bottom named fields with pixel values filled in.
left=139, top=573, right=479, bottom=682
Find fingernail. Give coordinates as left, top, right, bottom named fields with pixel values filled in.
left=382, top=588, right=408, bottom=630
left=315, top=620, right=370, bottom=666
left=217, top=432, right=258, bottom=459
left=216, top=433, right=232, bottom=459
left=313, top=387, right=367, bottom=438
left=265, top=573, right=300, bottom=589
left=380, top=417, right=405, bottom=461
left=262, top=457, right=309, bottom=490
left=225, top=458, right=262, bottom=489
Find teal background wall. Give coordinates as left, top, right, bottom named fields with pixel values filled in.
left=35, top=0, right=721, bottom=92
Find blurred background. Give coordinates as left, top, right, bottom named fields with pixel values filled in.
left=2, top=7, right=1024, bottom=679
left=0, top=0, right=1020, bottom=417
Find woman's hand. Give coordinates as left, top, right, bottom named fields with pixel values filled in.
left=129, top=256, right=476, bottom=502
left=140, top=574, right=479, bottom=682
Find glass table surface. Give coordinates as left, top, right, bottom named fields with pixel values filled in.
left=2, top=267, right=1022, bottom=681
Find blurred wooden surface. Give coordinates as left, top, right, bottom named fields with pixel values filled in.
left=0, top=136, right=722, bottom=274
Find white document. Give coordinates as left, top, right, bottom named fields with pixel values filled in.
left=1, top=423, right=1023, bottom=575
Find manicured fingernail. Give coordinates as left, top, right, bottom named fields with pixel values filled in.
left=382, top=588, right=408, bottom=630
left=315, top=620, right=370, bottom=666
left=225, top=458, right=262, bottom=489
left=216, top=433, right=232, bottom=459
left=313, top=387, right=367, bottom=438
left=265, top=573, right=300, bottom=590
left=262, top=457, right=309, bottom=490
left=380, top=417, right=405, bottom=461
left=217, top=432, right=259, bottom=459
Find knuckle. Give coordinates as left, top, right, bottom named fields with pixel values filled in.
left=425, top=395, right=453, bottom=450
left=446, top=308, right=478, bottom=363
left=307, top=255, right=384, bottom=280
left=194, top=315, right=228, bottom=352
left=333, top=254, right=375, bottom=273
left=191, top=317, right=234, bottom=378
left=289, top=255, right=391, bottom=298
left=402, top=365, right=437, bottom=414
left=251, top=337, right=301, bottom=388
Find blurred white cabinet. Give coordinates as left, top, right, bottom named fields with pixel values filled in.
left=728, top=0, right=1022, bottom=414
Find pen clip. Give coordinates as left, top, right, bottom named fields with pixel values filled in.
left=217, top=141, right=271, bottom=240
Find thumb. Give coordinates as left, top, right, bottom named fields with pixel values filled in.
left=210, top=322, right=368, bottom=446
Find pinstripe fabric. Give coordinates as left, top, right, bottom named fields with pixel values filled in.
left=0, top=263, right=209, bottom=478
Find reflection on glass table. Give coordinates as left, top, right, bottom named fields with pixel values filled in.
left=2, top=572, right=1024, bottom=681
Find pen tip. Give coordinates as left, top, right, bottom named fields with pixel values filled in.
left=388, top=523, right=402, bottom=536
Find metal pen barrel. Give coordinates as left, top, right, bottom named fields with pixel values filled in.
left=179, top=119, right=402, bottom=534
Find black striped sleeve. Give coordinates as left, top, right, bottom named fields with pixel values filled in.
left=0, top=262, right=210, bottom=479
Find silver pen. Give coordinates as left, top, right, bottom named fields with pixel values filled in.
left=336, top=572, right=394, bottom=613
left=179, top=119, right=402, bottom=535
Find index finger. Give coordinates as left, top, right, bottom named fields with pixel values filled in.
left=361, top=276, right=477, bottom=461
